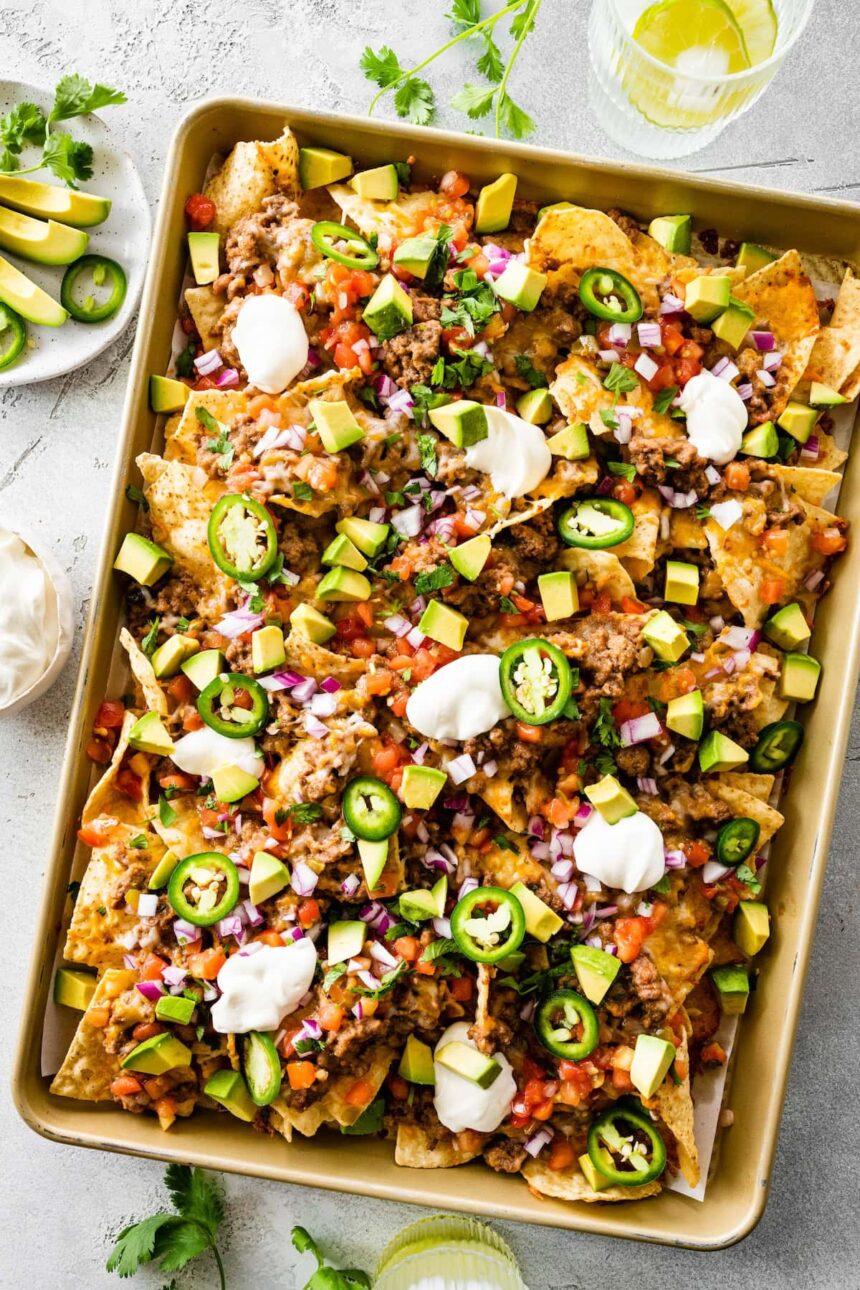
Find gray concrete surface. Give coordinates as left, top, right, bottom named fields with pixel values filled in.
left=1, top=1, right=857, bottom=1286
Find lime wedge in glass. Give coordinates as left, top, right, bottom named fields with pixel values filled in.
left=725, top=0, right=779, bottom=65
left=633, top=0, right=751, bottom=74
left=374, top=1216, right=526, bottom=1290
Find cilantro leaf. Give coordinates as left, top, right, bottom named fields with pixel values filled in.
left=493, top=834, right=519, bottom=853
left=447, top=0, right=481, bottom=28
left=607, top=460, right=636, bottom=482
left=511, top=0, right=540, bottom=39
left=393, top=160, right=412, bottom=187
left=414, top=563, right=455, bottom=595
left=158, top=795, right=177, bottom=827
left=125, top=483, right=149, bottom=511
left=292, top=1226, right=323, bottom=1264
left=421, top=937, right=459, bottom=962
left=0, top=146, right=19, bottom=172
left=417, top=432, right=438, bottom=477
left=450, top=83, right=496, bottom=119
left=695, top=503, right=712, bottom=521
left=163, top=1163, right=225, bottom=1237
left=141, top=617, right=160, bottom=656
left=41, top=133, right=93, bottom=186
left=499, top=594, right=517, bottom=613
left=477, top=33, right=504, bottom=82
left=106, top=1214, right=178, bottom=1277
left=599, top=407, right=619, bottom=431
left=497, top=91, right=534, bottom=140
left=340, top=1096, right=386, bottom=1135
left=175, top=341, right=195, bottom=378
left=294, top=481, right=314, bottom=502
left=593, top=750, right=618, bottom=776
left=515, top=354, right=549, bottom=388
left=288, top=801, right=323, bottom=824
left=736, top=863, right=762, bottom=895
left=652, top=385, right=679, bottom=414
left=155, top=1220, right=212, bottom=1274
left=593, top=697, right=621, bottom=748
left=394, top=78, right=435, bottom=125
left=603, top=362, right=639, bottom=395
left=129, top=835, right=148, bottom=850
left=323, top=962, right=348, bottom=992
left=359, top=45, right=403, bottom=88
left=194, top=406, right=219, bottom=434
left=0, top=102, right=46, bottom=154
left=350, top=959, right=408, bottom=997
left=49, top=75, right=127, bottom=122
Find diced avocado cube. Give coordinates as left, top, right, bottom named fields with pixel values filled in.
left=400, top=764, right=447, bottom=810
left=151, top=633, right=199, bottom=679
left=698, top=730, right=749, bottom=773
left=579, top=1151, right=612, bottom=1193
left=538, top=570, right=578, bottom=621
left=350, top=164, right=399, bottom=201
left=399, top=1034, right=435, bottom=1086
left=509, top=881, right=564, bottom=942
left=734, top=901, right=770, bottom=957
left=436, top=1040, right=501, bottom=1088
left=393, top=234, right=438, bottom=279
left=647, top=214, right=692, bottom=255
left=427, top=399, right=489, bottom=448
left=780, top=652, right=820, bottom=702
left=211, top=764, right=260, bottom=804
left=763, top=602, right=810, bottom=651
left=537, top=200, right=576, bottom=222
left=736, top=242, right=775, bottom=275
left=546, top=421, right=590, bottom=460
left=53, top=967, right=96, bottom=1011
left=497, top=950, right=526, bottom=973
left=121, top=1032, right=192, bottom=1074
left=630, top=1034, right=676, bottom=1099
left=249, top=850, right=290, bottom=905
left=128, top=712, right=174, bottom=757
left=711, top=299, right=755, bottom=350
left=777, top=401, right=818, bottom=445
left=251, top=624, right=286, bottom=675
left=357, top=837, right=388, bottom=891
left=399, top=888, right=440, bottom=921
left=309, top=398, right=364, bottom=453
left=664, top=560, right=699, bottom=606
left=418, top=601, right=468, bottom=651
left=336, top=515, right=390, bottom=557
left=584, top=773, right=638, bottom=824
left=327, top=919, right=367, bottom=965
left=740, top=421, right=779, bottom=458
left=317, top=567, right=372, bottom=602
left=684, top=275, right=731, bottom=323
left=181, top=648, right=226, bottom=691
left=204, top=1068, right=257, bottom=1121
left=114, top=532, right=173, bottom=586
left=450, top=533, right=491, bottom=582
left=570, top=944, right=620, bottom=1005
left=475, top=172, right=517, bottom=235
left=711, top=964, right=750, bottom=1014
left=809, top=381, right=847, bottom=409
left=322, top=533, right=367, bottom=571
left=298, top=146, right=353, bottom=190
left=187, top=231, right=220, bottom=285
left=290, top=603, right=337, bottom=643
left=155, top=994, right=196, bottom=1025
left=363, top=273, right=412, bottom=339
left=666, top=690, right=704, bottom=741
left=642, top=610, right=690, bottom=663
left=516, top=387, right=553, bottom=424
left=149, top=374, right=189, bottom=414
left=493, top=261, right=548, bottom=312
left=148, top=849, right=179, bottom=890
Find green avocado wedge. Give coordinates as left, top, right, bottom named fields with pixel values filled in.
left=0, top=254, right=67, bottom=326
left=0, top=175, right=111, bottom=227
left=0, top=206, right=89, bottom=265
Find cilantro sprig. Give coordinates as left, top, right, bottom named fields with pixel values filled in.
left=292, top=1226, right=371, bottom=1289
left=0, top=75, right=125, bottom=187
left=106, top=1165, right=226, bottom=1287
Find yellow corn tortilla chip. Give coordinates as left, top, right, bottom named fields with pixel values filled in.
left=51, top=970, right=140, bottom=1101
left=527, top=206, right=661, bottom=313
left=708, top=779, right=784, bottom=847
left=151, top=792, right=208, bottom=859
left=272, top=1044, right=394, bottom=1137
left=822, top=268, right=860, bottom=398
left=559, top=547, right=636, bottom=600
left=719, top=771, right=774, bottom=803
left=120, top=627, right=167, bottom=718
left=394, top=1124, right=484, bottom=1168
left=184, top=285, right=224, bottom=353
left=137, top=452, right=225, bottom=591
left=808, top=429, right=848, bottom=473
left=612, top=488, right=661, bottom=581
left=733, top=250, right=820, bottom=418
left=282, top=631, right=365, bottom=686
left=651, top=1032, right=699, bottom=1188
left=757, top=463, right=841, bottom=508
left=328, top=185, right=443, bottom=241
left=65, top=823, right=166, bottom=968
left=82, top=710, right=152, bottom=826
left=468, top=834, right=546, bottom=890
left=804, top=325, right=860, bottom=401
left=645, top=883, right=718, bottom=1005
left=169, top=388, right=249, bottom=464
left=205, top=127, right=300, bottom=235
left=522, top=1157, right=662, bottom=1203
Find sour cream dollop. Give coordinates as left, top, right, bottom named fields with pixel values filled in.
left=573, top=809, right=665, bottom=894
left=211, top=939, right=318, bottom=1033
left=433, top=1022, right=517, bottom=1134
left=0, top=528, right=60, bottom=709
left=170, top=726, right=264, bottom=781
left=464, top=406, right=552, bottom=499
left=232, top=293, right=309, bottom=394
left=406, top=654, right=511, bottom=741
left=678, top=369, right=747, bottom=465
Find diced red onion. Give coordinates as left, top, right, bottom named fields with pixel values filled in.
left=658, top=743, right=675, bottom=765
left=392, top=505, right=424, bottom=537
left=613, top=410, right=632, bottom=445
left=722, top=655, right=736, bottom=675
left=290, top=862, right=319, bottom=897
left=422, top=847, right=456, bottom=876
left=530, top=841, right=551, bottom=861
left=464, top=507, right=486, bottom=529
left=660, top=293, right=685, bottom=314
left=482, top=758, right=498, bottom=778
left=658, top=483, right=698, bottom=509
left=136, top=980, right=165, bottom=1002
left=733, top=648, right=751, bottom=671
left=458, top=877, right=479, bottom=900
left=310, top=692, right=338, bottom=718
left=701, top=859, right=732, bottom=883
left=406, top=625, right=425, bottom=649
left=594, top=904, right=619, bottom=919
left=703, top=465, right=721, bottom=487
left=528, top=815, right=545, bottom=838
left=370, top=940, right=399, bottom=969
left=443, top=794, right=470, bottom=811
left=341, top=874, right=361, bottom=898
left=710, top=355, right=730, bottom=378
left=717, top=361, right=740, bottom=383
left=360, top=470, right=381, bottom=497
left=524, top=1126, right=553, bottom=1158
left=634, top=353, right=659, bottom=381
left=173, top=918, right=202, bottom=943
left=218, top=913, right=244, bottom=939
left=452, top=810, right=474, bottom=834
left=294, top=680, right=321, bottom=706
left=551, top=857, right=574, bottom=881
left=750, top=330, right=775, bottom=351
left=194, top=348, right=222, bottom=375
left=637, top=776, right=658, bottom=795
left=804, top=569, right=824, bottom=590
left=447, top=754, right=476, bottom=785
left=757, top=368, right=776, bottom=388
left=556, top=882, right=580, bottom=911
left=519, top=998, right=536, bottom=1022
left=495, top=390, right=507, bottom=409
left=598, top=348, right=621, bottom=363
left=432, top=916, right=452, bottom=938
left=574, top=802, right=593, bottom=827
left=242, top=899, right=264, bottom=927
left=384, top=613, right=411, bottom=638
left=416, top=820, right=430, bottom=844
left=215, top=367, right=240, bottom=389
left=317, top=677, right=340, bottom=696
left=368, top=506, right=386, bottom=524
left=800, top=436, right=820, bottom=460
left=620, top=712, right=662, bottom=746
left=356, top=968, right=380, bottom=991
left=722, top=625, right=759, bottom=651
left=737, top=382, right=753, bottom=401
left=304, top=713, right=328, bottom=738
left=637, top=321, right=662, bottom=348
left=762, top=349, right=782, bottom=372
left=136, top=893, right=158, bottom=917
left=709, top=499, right=744, bottom=531
left=283, top=926, right=305, bottom=943
left=608, top=322, right=632, bottom=347
left=388, top=388, right=415, bottom=416
left=284, top=425, right=307, bottom=452
left=582, top=873, right=603, bottom=894
left=213, top=606, right=265, bottom=638
left=664, top=849, right=687, bottom=870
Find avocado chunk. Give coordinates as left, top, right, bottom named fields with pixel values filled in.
left=780, top=652, right=820, bottom=702
left=493, top=261, right=548, bottom=312
left=570, top=944, right=621, bottom=1005
left=121, top=1032, right=192, bottom=1074
left=509, top=881, right=564, bottom=942
left=211, top=764, right=260, bottom=804
left=475, top=172, right=517, bottom=234
left=322, top=533, right=368, bottom=571
left=362, top=273, right=413, bottom=338
left=418, top=601, right=468, bottom=650
left=187, top=231, right=220, bottom=285
left=666, top=689, right=704, bottom=740
left=251, top=624, right=286, bottom=674
left=538, top=570, right=578, bottom=621
left=249, top=850, right=290, bottom=905
left=698, top=730, right=749, bottom=773
left=0, top=174, right=110, bottom=226
left=152, top=633, right=199, bottom=679
left=427, top=399, right=489, bottom=448
left=763, top=602, right=810, bottom=650
left=642, top=610, right=690, bottom=662
left=350, top=163, right=399, bottom=201
left=310, top=398, right=364, bottom=453
left=736, top=242, right=775, bottom=275
left=317, top=567, right=372, bottom=603
left=664, top=560, right=699, bottom=606
left=584, top=773, right=638, bottom=824
left=436, top=1040, right=501, bottom=1088
left=450, top=533, right=491, bottom=582
left=204, top=1068, right=257, bottom=1121
left=776, top=401, right=818, bottom=445
left=630, top=1034, right=676, bottom=1099
left=53, top=967, right=96, bottom=1011
left=114, top=532, right=173, bottom=586
left=734, top=900, right=770, bottom=957
left=327, top=919, right=367, bottom=965
left=516, top=387, right=553, bottom=424
left=684, top=275, right=731, bottom=323
left=400, top=764, right=447, bottom=810
left=546, top=421, right=590, bottom=460
left=148, top=849, right=179, bottom=890
left=128, top=712, right=175, bottom=756
left=647, top=214, right=692, bottom=255
left=290, top=602, right=337, bottom=644
left=578, top=1152, right=612, bottom=1193
left=357, top=837, right=388, bottom=891
left=711, top=299, right=756, bottom=350
left=711, top=964, right=750, bottom=1014
left=298, top=146, right=353, bottom=190
left=149, top=374, right=189, bottom=413
left=0, top=207, right=89, bottom=266
left=740, top=420, right=779, bottom=458
left=393, top=234, right=438, bottom=279
left=336, top=515, right=390, bottom=557
left=181, top=648, right=226, bottom=690
left=399, top=877, right=444, bottom=922
left=809, top=381, right=847, bottom=409
left=537, top=200, right=576, bottom=222
left=155, top=994, right=196, bottom=1025
left=399, top=1035, right=436, bottom=1085
left=0, top=253, right=67, bottom=326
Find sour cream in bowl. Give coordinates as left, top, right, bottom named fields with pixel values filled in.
left=232, top=293, right=309, bottom=394
left=0, top=526, right=73, bottom=716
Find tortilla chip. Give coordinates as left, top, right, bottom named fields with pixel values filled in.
left=528, top=206, right=661, bottom=313
left=666, top=509, right=709, bottom=552
left=645, top=882, right=717, bottom=1005
left=50, top=970, right=139, bottom=1101
left=651, top=1032, right=699, bottom=1187
left=328, top=185, right=442, bottom=241
left=273, top=1044, right=394, bottom=1137
left=205, top=127, right=299, bottom=234
left=733, top=250, right=820, bottom=417
left=282, top=631, right=365, bottom=686
left=558, top=548, right=636, bottom=600
left=120, top=628, right=167, bottom=717
left=151, top=793, right=208, bottom=859
left=708, top=779, right=784, bottom=848
left=184, top=285, right=224, bottom=352
left=613, top=488, right=661, bottom=581
left=809, top=429, right=848, bottom=473
left=719, top=771, right=774, bottom=803
left=168, top=388, right=249, bottom=465
left=82, top=710, right=152, bottom=826
left=522, top=1156, right=662, bottom=1203
left=65, top=823, right=166, bottom=968
left=137, top=453, right=225, bottom=590
left=758, top=463, right=841, bottom=508
left=804, top=324, right=860, bottom=401
left=468, top=835, right=545, bottom=890
left=394, top=1124, right=483, bottom=1168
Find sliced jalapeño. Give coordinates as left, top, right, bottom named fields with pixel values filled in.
left=342, top=775, right=402, bottom=841
left=558, top=498, right=635, bottom=550
left=197, top=672, right=269, bottom=738
left=579, top=267, right=643, bottom=323
left=311, top=221, right=379, bottom=270
left=587, top=1104, right=668, bottom=1186
left=499, top=639, right=572, bottom=725
left=715, top=817, right=760, bottom=866
left=207, top=494, right=278, bottom=582
left=167, top=852, right=240, bottom=927
left=60, top=254, right=127, bottom=322
left=450, top=886, right=526, bottom=965
left=750, top=719, right=804, bottom=773
left=535, top=989, right=599, bottom=1061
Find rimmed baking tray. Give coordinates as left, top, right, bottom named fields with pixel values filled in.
left=12, top=98, right=860, bottom=1249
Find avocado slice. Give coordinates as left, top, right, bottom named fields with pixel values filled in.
left=151, top=633, right=199, bottom=678
left=666, top=689, right=704, bottom=740
left=211, top=764, right=260, bottom=804
left=350, top=164, right=399, bottom=201
left=427, top=399, right=489, bottom=448
left=763, top=602, right=810, bottom=650
left=642, top=610, right=690, bottom=662
left=630, top=1034, right=676, bottom=1098
left=493, top=261, right=547, bottom=312
left=290, top=602, right=337, bottom=643
left=249, top=850, right=290, bottom=905
left=0, top=253, right=67, bottom=326
left=546, top=421, right=590, bottom=460
left=128, top=712, right=174, bottom=756
left=155, top=994, right=196, bottom=1025
left=584, top=773, right=638, bottom=824
left=711, top=298, right=755, bottom=350
left=736, top=242, right=775, bottom=275
left=121, top=1032, right=192, bottom=1073
left=734, top=901, right=770, bottom=957
left=664, top=560, right=699, bottom=606
left=418, top=601, right=468, bottom=650
left=578, top=1152, right=612, bottom=1193
left=780, top=652, right=820, bottom=702
left=357, top=837, right=388, bottom=891
left=776, top=401, right=818, bottom=444
left=475, top=172, right=517, bottom=235
left=336, top=515, right=390, bottom=558
left=537, top=570, right=578, bottom=621
left=184, top=231, right=218, bottom=287
left=0, top=206, right=88, bottom=266
left=309, top=398, right=364, bottom=453
left=181, top=648, right=226, bottom=690
left=698, top=730, right=749, bottom=773
left=298, top=146, right=352, bottom=190
left=149, top=374, right=189, bottom=414
left=400, top=764, right=447, bottom=810
left=740, top=420, right=779, bottom=458
left=449, top=533, right=491, bottom=582
left=570, top=944, right=620, bottom=1004
left=399, top=1035, right=436, bottom=1085
left=251, top=624, right=286, bottom=674
left=322, top=533, right=368, bottom=571
left=393, top=234, right=438, bottom=279
left=508, top=881, right=563, bottom=942
left=362, top=273, right=412, bottom=339
left=0, top=174, right=111, bottom=226
left=204, top=1068, right=257, bottom=1121
left=647, top=214, right=692, bottom=255
left=516, top=387, right=553, bottom=424
left=148, top=849, right=179, bottom=890
left=684, top=275, right=731, bottom=323
left=809, top=381, right=847, bottom=409
left=711, top=964, right=750, bottom=1014
left=436, top=1040, right=501, bottom=1088
left=53, top=967, right=96, bottom=1011
left=328, top=920, right=367, bottom=964
left=114, top=532, right=173, bottom=586
left=317, top=567, right=372, bottom=603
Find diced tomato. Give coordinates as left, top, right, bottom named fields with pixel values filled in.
left=387, top=1073, right=409, bottom=1099
left=613, top=480, right=637, bottom=506
left=287, top=1061, right=317, bottom=1090
left=683, top=838, right=711, bottom=868
left=612, top=1066, right=635, bottom=1092
left=184, top=192, right=216, bottom=231
left=393, top=936, right=421, bottom=963
left=351, top=637, right=376, bottom=659
left=449, top=974, right=473, bottom=1002
left=546, top=796, right=577, bottom=829
left=547, top=1137, right=576, bottom=1170
left=619, top=595, right=648, bottom=614
left=77, top=819, right=117, bottom=848
left=298, top=898, right=321, bottom=928
left=132, top=1022, right=163, bottom=1042
left=186, top=948, right=226, bottom=980
left=592, top=589, right=612, bottom=614
left=96, top=699, right=126, bottom=729
left=263, top=795, right=292, bottom=843
left=115, top=768, right=143, bottom=801
left=167, top=674, right=195, bottom=704
left=648, top=360, right=678, bottom=392
left=613, top=698, right=651, bottom=724
left=255, top=930, right=286, bottom=948
left=110, top=1075, right=142, bottom=1097
left=141, top=955, right=169, bottom=981
left=86, top=1005, right=111, bottom=1028
left=85, top=738, right=113, bottom=765
left=318, top=1002, right=345, bottom=1032
left=335, top=614, right=368, bottom=641
left=158, top=770, right=198, bottom=793
left=674, top=355, right=702, bottom=386
left=614, top=916, right=651, bottom=963
left=811, top=528, right=848, bottom=556
left=760, top=577, right=784, bottom=605
left=724, top=461, right=750, bottom=491
left=182, top=710, right=205, bottom=732
left=661, top=320, right=685, bottom=355
left=701, top=1042, right=728, bottom=1065
left=390, top=693, right=409, bottom=718
left=442, top=325, right=473, bottom=351
left=558, top=1060, right=593, bottom=1101
left=516, top=721, right=544, bottom=744
left=345, top=1077, right=375, bottom=1106
left=440, top=170, right=470, bottom=198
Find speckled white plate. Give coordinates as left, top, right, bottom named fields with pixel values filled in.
left=0, top=80, right=150, bottom=387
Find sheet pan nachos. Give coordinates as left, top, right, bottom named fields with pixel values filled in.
left=50, top=126, right=860, bottom=1205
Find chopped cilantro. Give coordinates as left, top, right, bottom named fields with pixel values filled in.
left=695, top=504, right=712, bottom=521
left=499, top=595, right=517, bottom=614
left=599, top=407, right=619, bottom=431
left=417, top=432, right=438, bottom=477
left=593, top=697, right=620, bottom=748
left=593, top=751, right=618, bottom=777
left=651, top=874, right=671, bottom=895
left=393, top=160, right=411, bottom=187
left=493, top=835, right=519, bottom=853
left=158, top=795, right=177, bottom=827
left=603, top=362, right=639, bottom=395
left=141, top=617, right=160, bottom=656
left=440, top=272, right=499, bottom=337
left=607, top=460, right=636, bottom=483
left=652, top=385, right=679, bottom=415
left=682, top=619, right=708, bottom=637
left=736, top=863, right=762, bottom=894
left=664, top=457, right=681, bottom=468
left=431, top=347, right=494, bottom=392
left=421, top=937, right=459, bottom=962
left=125, top=483, right=148, bottom=511
left=515, top=354, right=549, bottom=388
left=323, top=962, right=348, bottom=992
left=414, top=564, right=455, bottom=595
left=175, top=341, right=195, bottom=378
left=129, top=835, right=148, bottom=849
left=350, top=959, right=408, bottom=997
left=293, top=481, right=314, bottom=502
left=288, top=802, right=323, bottom=824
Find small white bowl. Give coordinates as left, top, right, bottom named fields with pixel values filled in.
left=0, top=526, right=74, bottom=717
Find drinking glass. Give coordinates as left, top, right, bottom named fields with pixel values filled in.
left=374, top=1215, right=527, bottom=1290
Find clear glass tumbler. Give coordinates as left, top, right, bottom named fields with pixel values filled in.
left=373, top=1215, right=527, bottom=1290
left=587, top=0, right=816, bottom=160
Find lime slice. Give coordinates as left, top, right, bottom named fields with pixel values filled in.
left=725, top=0, right=778, bottom=65
left=633, top=0, right=751, bottom=75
